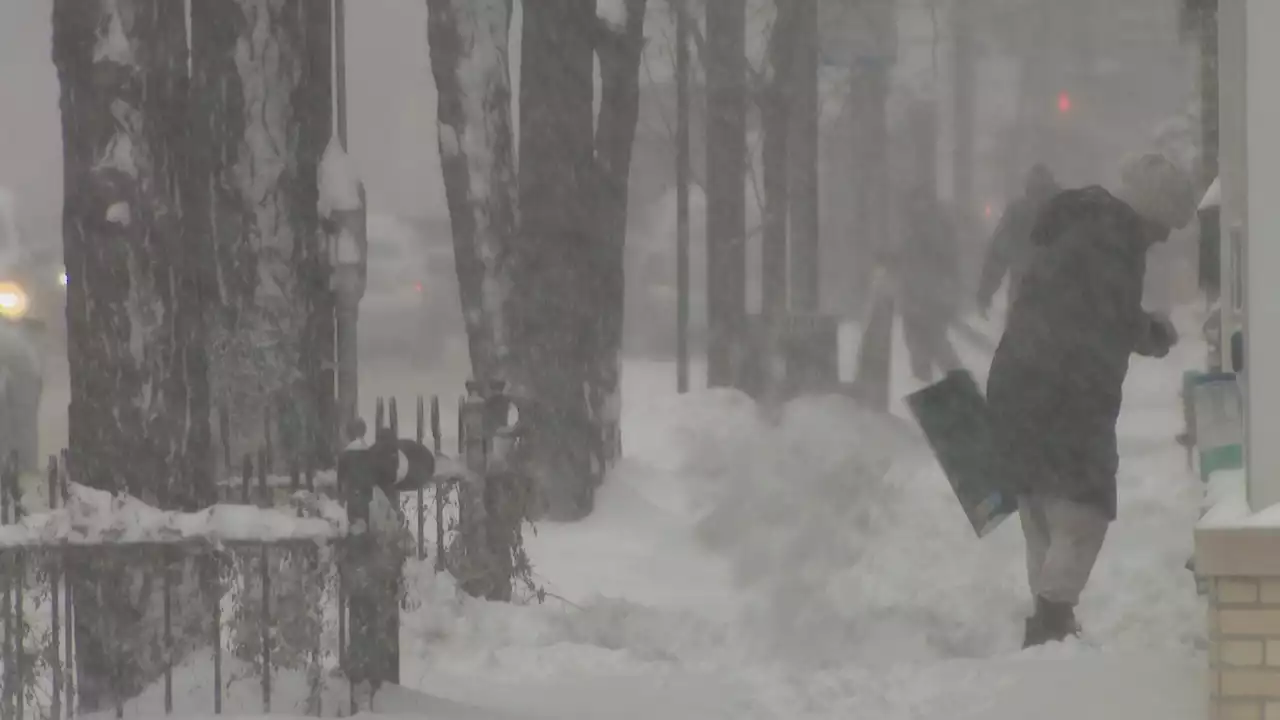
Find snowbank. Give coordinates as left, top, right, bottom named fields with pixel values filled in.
left=1196, top=468, right=1280, bottom=528
left=379, top=344, right=1207, bottom=718
left=218, top=470, right=339, bottom=491
left=0, top=483, right=347, bottom=548
left=317, top=137, right=362, bottom=218
left=78, top=645, right=528, bottom=720
left=597, top=0, right=627, bottom=29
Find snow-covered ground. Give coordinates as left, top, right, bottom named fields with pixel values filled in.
left=31, top=311, right=1210, bottom=718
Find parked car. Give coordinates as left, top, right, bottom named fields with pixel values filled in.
left=0, top=192, right=62, bottom=472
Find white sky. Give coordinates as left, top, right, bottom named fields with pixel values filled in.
left=0, top=1, right=446, bottom=226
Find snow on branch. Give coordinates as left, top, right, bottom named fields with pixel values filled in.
left=216, top=469, right=339, bottom=490
left=317, top=136, right=362, bottom=218
left=598, top=0, right=628, bottom=30
left=0, top=483, right=348, bottom=549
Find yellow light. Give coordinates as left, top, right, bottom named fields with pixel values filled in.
left=0, top=282, right=30, bottom=320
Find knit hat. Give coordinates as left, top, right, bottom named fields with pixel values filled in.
left=1112, top=152, right=1195, bottom=230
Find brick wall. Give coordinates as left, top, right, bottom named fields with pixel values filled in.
left=1210, top=576, right=1280, bottom=719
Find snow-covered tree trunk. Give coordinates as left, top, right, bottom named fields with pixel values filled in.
left=53, top=0, right=213, bottom=709
left=189, top=0, right=332, bottom=671
left=425, top=0, right=517, bottom=385
left=511, top=0, right=599, bottom=521
left=704, top=1, right=747, bottom=388
left=190, top=0, right=334, bottom=475
left=590, top=0, right=648, bottom=482
left=425, top=0, right=517, bottom=588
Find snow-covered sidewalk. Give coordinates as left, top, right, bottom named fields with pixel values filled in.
left=68, top=316, right=1208, bottom=719
left=385, top=320, right=1208, bottom=719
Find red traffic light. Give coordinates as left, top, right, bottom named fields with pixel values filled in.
left=1057, top=92, right=1072, bottom=114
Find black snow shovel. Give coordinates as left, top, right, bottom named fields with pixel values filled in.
left=905, top=369, right=1017, bottom=538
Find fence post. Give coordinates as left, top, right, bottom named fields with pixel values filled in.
left=257, top=449, right=272, bottom=713
left=9, top=453, right=26, bottom=720
left=209, top=549, right=223, bottom=716
left=59, top=452, right=74, bottom=715
left=162, top=546, right=173, bottom=715
left=1, top=456, right=12, bottom=720
left=47, top=457, right=62, bottom=720
left=337, top=438, right=391, bottom=707
left=431, top=397, right=444, bottom=572
left=389, top=398, right=399, bottom=440
left=416, top=397, right=425, bottom=561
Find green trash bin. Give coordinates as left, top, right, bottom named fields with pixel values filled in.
left=1190, top=371, right=1244, bottom=483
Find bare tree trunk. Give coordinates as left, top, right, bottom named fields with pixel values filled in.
left=425, top=0, right=517, bottom=588
left=191, top=0, right=333, bottom=474
left=426, top=0, right=516, bottom=384
left=1199, top=0, right=1219, bottom=189
left=788, top=0, right=819, bottom=313
left=428, top=0, right=647, bottom=531
left=951, top=0, right=977, bottom=290
left=760, top=2, right=800, bottom=319
left=591, top=0, right=648, bottom=473
left=705, top=1, right=747, bottom=388
left=848, top=2, right=894, bottom=411
left=53, top=0, right=211, bottom=708
left=515, top=0, right=599, bottom=521
left=675, top=1, right=691, bottom=393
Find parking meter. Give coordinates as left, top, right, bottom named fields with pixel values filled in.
left=337, top=418, right=433, bottom=693
left=328, top=183, right=367, bottom=445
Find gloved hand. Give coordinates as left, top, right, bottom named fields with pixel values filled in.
left=1148, top=313, right=1179, bottom=358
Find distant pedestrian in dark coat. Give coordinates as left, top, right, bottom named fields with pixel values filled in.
left=896, top=183, right=963, bottom=382
left=985, top=153, right=1194, bottom=647
left=977, top=163, right=1061, bottom=316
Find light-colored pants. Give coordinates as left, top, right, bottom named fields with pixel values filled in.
left=1019, top=495, right=1110, bottom=606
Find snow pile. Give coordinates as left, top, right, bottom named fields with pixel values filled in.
left=1196, top=468, right=1280, bottom=527
left=401, top=560, right=733, bottom=681
left=0, top=483, right=347, bottom=548
left=668, top=390, right=1034, bottom=667
left=1199, top=468, right=1248, bottom=526
left=632, top=351, right=1205, bottom=667
left=78, top=646, right=519, bottom=720
left=218, top=470, right=339, bottom=491
left=597, top=0, right=627, bottom=29
left=317, top=137, right=362, bottom=218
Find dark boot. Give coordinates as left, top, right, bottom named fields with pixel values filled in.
left=1023, top=596, right=1080, bottom=648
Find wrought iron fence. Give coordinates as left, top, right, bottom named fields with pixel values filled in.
left=0, top=454, right=347, bottom=719
left=0, top=392, right=477, bottom=719
left=214, top=394, right=460, bottom=567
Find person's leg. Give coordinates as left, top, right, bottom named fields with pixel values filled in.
left=1034, top=497, right=1111, bottom=641
left=931, top=326, right=963, bottom=375
left=1039, top=497, right=1110, bottom=605
left=1018, top=495, right=1050, bottom=598
left=902, top=316, right=932, bottom=382
left=1018, top=495, right=1052, bottom=648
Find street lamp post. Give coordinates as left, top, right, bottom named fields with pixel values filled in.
left=332, top=0, right=365, bottom=442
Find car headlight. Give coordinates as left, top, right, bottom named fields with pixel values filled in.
left=0, top=281, right=30, bottom=320
left=59, top=269, right=68, bottom=287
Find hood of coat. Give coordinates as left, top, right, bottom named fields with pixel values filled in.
left=1110, top=152, right=1196, bottom=231
left=1030, top=186, right=1147, bottom=250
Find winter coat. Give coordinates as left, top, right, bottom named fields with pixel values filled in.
left=986, top=186, right=1175, bottom=519
left=977, top=187, right=1058, bottom=308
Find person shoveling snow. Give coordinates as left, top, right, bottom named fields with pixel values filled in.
left=986, top=152, right=1194, bottom=648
